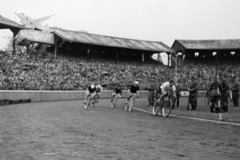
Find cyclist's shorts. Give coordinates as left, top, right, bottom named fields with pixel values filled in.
left=161, top=88, right=168, bottom=96
left=85, top=90, right=90, bottom=95
left=129, top=92, right=137, bottom=98
left=90, top=92, right=96, bottom=98
left=112, top=92, right=122, bottom=98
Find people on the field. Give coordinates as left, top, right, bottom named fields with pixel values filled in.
left=219, top=76, right=229, bottom=112
left=231, top=77, right=239, bottom=107
left=126, top=81, right=140, bottom=106
left=148, top=85, right=155, bottom=107
left=84, top=84, right=96, bottom=104
left=111, top=85, right=123, bottom=108
left=156, top=80, right=176, bottom=104
left=94, top=84, right=103, bottom=103
left=188, top=76, right=198, bottom=111
left=205, top=78, right=212, bottom=105
left=174, top=80, right=181, bottom=108
left=208, top=76, right=222, bottom=113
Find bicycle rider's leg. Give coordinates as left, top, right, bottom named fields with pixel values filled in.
left=115, top=94, right=121, bottom=104
left=111, top=92, right=115, bottom=103
left=132, top=93, right=137, bottom=107
left=126, top=92, right=133, bottom=104
left=158, top=92, right=167, bottom=107
left=95, top=92, right=100, bottom=103
left=91, top=92, right=96, bottom=104
left=84, top=91, right=90, bottom=103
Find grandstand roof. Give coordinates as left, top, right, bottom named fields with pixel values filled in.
left=172, top=39, right=240, bottom=52
left=54, top=28, right=175, bottom=53
left=0, top=15, right=25, bottom=29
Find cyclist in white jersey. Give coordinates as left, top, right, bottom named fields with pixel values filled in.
left=157, top=80, right=176, bottom=103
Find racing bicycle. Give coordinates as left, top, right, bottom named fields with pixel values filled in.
left=111, top=93, right=121, bottom=108
left=152, top=93, right=174, bottom=117
left=125, top=93, right=138, bottom=112
left=84, top=94, right=97, bottom=110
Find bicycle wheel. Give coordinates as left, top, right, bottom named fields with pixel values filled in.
left=152, top=101, right=161, bottom=116
left=92, top=98, right=95, bottom=108
left=128, top=101, right=133, bottom=112
left=84, top=97, right=91, bottom=110
left=161, top=100, right=173, bottom=117
left=111, top=96, right=117, bottom=108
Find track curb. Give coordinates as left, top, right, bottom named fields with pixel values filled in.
left=133, top=107, right=240, bottom=126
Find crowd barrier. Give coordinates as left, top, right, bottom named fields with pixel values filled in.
left=0, top=90, right=209, bottom=104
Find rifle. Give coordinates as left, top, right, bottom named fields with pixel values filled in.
left=228, top=91, right=233, bottom=103
left=186, top=93, right=190, bottom=110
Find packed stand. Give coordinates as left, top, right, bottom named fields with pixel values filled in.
left=0, top=51, right=172, bottom=90
left=0, top=50, right=239, bottom=91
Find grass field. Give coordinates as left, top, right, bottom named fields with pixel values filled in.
left=0, top=97, right=239, bottom=160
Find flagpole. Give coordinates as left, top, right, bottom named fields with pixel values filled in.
left=175, top=53, right=177, bottom=82
left=216, top=52, right=223, bottom=120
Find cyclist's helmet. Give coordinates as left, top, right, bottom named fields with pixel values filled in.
left=134, top=81, right=139, bottom=85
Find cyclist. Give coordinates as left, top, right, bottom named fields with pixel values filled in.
left=156, top=80, right=176, bottom=105
left=111, top=84, right=123, bottom=108
left=84, top=84, right=96, bottom=104
left=94, top=84, right=103, bottom=103
left=126, top=81, right=140, bottom=105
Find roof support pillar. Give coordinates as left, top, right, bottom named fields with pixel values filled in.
left=54, top=44, right=58, bottom=60
left=12, top=36, right=16, bottom=55
left=142, top=52, right=145, bottom=62
left=167, top=53, right=170, bottom=67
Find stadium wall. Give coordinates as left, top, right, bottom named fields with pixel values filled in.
left=0, top=90, right=207, bottom=103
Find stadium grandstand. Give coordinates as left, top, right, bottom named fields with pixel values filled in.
left=171, top=39, right=240, bottom=90
left=0, top=14, right=176, bottom=91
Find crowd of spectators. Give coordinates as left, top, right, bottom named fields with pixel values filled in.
left=0, top=50, right=239, bottom=91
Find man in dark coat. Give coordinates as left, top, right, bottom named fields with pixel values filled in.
left=219, top=76, right=229, bottom=112
left=231, top=77, right=239, bottom=107
left=188, top=77, right=198, bottom=110
left=174, top=80, right=181, bottom=108
left=208, top=76, right=221, bottom=113
left=148, top=84, right=155, bottom=107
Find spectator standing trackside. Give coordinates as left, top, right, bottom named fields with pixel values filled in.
left=174, top=80, right=181, bottom=108
left=208, top=76, right=222, bottom=113
left=188, top=76, right=198, bottom=111
left=148, top=85, right=155, bottom=107
left=219, top=76, right=229, bottom=112
left=231, top=77, right=239, bottom=107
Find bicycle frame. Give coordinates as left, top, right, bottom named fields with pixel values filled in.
left=125, top=93, right=137, bottom=112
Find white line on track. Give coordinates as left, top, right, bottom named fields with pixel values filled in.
left=133, top=107, right=240, bottom=126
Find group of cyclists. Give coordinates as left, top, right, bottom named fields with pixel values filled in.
left=84, top=79, right=177, bottom=115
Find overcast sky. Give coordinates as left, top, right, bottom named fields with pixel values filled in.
left=0, top=0, right=240, bottom=50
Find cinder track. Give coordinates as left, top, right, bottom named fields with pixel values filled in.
left=0, top=98, right=239, bottom=160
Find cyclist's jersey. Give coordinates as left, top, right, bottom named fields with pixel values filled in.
left=87, top=86, right=96, bottom=93
left=130, top=85, right=140, bottom=93
left=96, top=85, right=102, bottom=93
left=114, top=87, right=122, bottom=95
left=160, top=82, right=176, bottom=94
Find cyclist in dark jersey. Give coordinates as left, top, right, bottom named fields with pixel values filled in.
left=84, top=84, right=96, bottom=104
left=94, top=84, right=103, bottom=103
left=126, top=81, right=140, bottom=104
left=110, top=85, right=123, bottom=108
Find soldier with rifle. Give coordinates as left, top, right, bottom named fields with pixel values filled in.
left=187, top=76, right=198, bottom=111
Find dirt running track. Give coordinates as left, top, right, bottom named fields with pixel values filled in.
left=0, top=98, right=240, bottom=160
